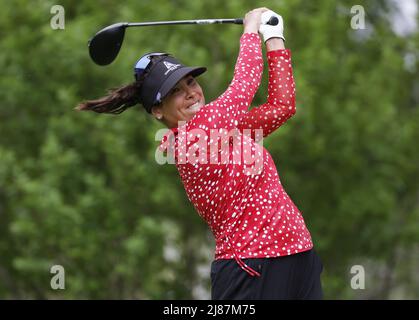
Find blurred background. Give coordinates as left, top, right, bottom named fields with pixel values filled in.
left=0, top=0, right=418, bottom=299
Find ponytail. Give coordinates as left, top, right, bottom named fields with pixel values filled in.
left=75, top=56, right=161, bottom=114
left=75, top=81, right=142, bottom=114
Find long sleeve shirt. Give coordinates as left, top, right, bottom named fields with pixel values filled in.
left=159, top=32, right=313, bottom=276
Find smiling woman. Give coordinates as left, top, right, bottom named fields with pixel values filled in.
left=152, top=74, right=206, bottom=128
left=75, top=52, right=207, bottom=120
left=76, top=7, right=323, bottom=300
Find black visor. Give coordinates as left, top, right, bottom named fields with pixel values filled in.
left=137, top=55, right=206, bottom=113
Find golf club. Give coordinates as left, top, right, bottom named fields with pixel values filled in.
left=88, top=17, right=279, bottom=66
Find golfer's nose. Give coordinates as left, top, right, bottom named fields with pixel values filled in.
left=185, top=87, right=197, bottom=100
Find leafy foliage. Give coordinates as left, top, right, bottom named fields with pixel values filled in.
left=0, top=0, right=418, bottom=299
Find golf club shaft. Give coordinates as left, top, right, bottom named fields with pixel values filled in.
left=88, top=16, right=279, bottom=65
left=126, top=19, right=243, bottom=27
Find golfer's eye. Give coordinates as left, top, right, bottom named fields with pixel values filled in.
left=170, top=87, right=180, bottom=95
left=188, top=78, right=196, bottom=85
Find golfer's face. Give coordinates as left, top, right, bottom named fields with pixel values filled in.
left=159, top=75, right=205, bottom=128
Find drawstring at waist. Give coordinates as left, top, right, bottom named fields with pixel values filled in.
left=221, top=234, right=261, bottom=277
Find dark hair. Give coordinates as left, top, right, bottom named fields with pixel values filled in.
left=75, top=56, right=161, bottom=114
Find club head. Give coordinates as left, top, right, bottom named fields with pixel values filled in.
left=88, top=22, right=128, bottom=66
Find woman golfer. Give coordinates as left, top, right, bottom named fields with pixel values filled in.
left=77, top=7, right=323, bottom=300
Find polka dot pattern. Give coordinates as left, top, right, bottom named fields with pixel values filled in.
left=160, top=33, right=313, bottom=275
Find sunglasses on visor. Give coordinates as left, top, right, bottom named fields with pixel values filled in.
left=134, top=52, right=170, bottom=81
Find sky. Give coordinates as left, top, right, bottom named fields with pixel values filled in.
left=390, top=0, right=418, bottom=36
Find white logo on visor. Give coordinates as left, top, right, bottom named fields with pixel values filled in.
left=163, top=61, right=181, bottom=75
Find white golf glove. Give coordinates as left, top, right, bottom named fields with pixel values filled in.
left=259, top=10, right=285, bottom=42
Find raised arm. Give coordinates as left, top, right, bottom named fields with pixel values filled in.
left=211, top=9, right=266, bottom=121
left=238, top=14, right=296, bottom=142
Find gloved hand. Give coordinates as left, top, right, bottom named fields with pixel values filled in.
left=258, top=10, right=285, bottom=42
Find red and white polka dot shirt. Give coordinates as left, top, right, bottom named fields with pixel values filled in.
left=160, top=32, right=313, bottom=276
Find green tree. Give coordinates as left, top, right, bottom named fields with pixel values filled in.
left=0, top=0, right=418, bottom=299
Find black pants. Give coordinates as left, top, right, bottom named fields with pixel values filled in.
left=211, top=249, right=323, bottom=300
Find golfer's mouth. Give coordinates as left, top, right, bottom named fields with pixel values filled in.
left=186, top=100, right=202, bottom=113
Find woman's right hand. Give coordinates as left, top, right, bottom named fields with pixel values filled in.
left=243, top=7, right=269, bottom=34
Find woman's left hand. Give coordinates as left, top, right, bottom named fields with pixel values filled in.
left=243, top=7, right=270, bottom=34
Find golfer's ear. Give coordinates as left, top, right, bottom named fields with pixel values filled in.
left=151, top=105, right=163, bottom=120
